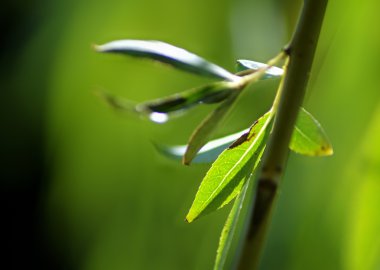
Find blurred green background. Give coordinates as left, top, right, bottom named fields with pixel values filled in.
left=2, top=0, right=380, bottom=269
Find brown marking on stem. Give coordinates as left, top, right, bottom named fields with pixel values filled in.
left=247, top=178, right=277, bottom=239
left=283, top=45, right=292, bottom=56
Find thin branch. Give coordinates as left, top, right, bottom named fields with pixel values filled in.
left=236, top=0, right=329, bottom=269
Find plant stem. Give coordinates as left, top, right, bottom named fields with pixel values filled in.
left=236, top=1, right=328, bottom=269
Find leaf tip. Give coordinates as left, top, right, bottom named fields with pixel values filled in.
left=92, top=43, right=102, bottom=52
left=185, top=208, right=199, bottom=223
left=185, top=215, right=193, bottom=223
left=321, top=144, right=334, bottom=156
left=182, top=144, right=197, bottom=165
left=95, top=89, right=115, bottom=107
left=182, top=156, right=191, bottom=166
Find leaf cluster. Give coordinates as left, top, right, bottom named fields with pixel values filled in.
left=95, top=39, right=333, bottom=269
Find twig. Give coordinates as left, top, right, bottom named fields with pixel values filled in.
left=236, top=1, right=329, bottom=269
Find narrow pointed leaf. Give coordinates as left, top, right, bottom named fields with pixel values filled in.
left=97, top=82, right=238, bottom=123
left=214, top=176, right=252, bottom=270
left=137, top=81, right=237, bottom=114
left=156, top=128, right=248, bottom=163
left=236, top=59, right=283, bottom=79
left=186, top=111, right=273, bottom=223
left=183, top=91, right=240, bottom=165
left=95, top=40, right=239, bottom=81
left=158, top=107, right=333, bottom=161
left=214, top=189, right=247, bottom=270
left=290, top=108, right=333, bottom=156
left=96, top=90, right=137, bottom=111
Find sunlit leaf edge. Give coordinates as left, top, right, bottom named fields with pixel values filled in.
left=185, top=111, right=273, bottom=223
left=95, top=39, right=240, bottom=81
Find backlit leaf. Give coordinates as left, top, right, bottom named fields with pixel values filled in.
left=214, top=178, right=251, bottom=270
left=236, top=59, right=283, bottom=79
left=158, top=107, right=333, bottom=160
left=95, top=40, right=240, bottom=81
left=290, top=108, right=333, bottom=156
left=185, top=111, right=273, bottom=223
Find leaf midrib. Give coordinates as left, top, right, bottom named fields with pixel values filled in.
left=195, top=114, right=272, bottom=215
left=293, top=125, right=321, bottom=149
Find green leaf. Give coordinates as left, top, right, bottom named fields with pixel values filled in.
left=236, top=59, right=283, bottom=79
left=214, top=179, right=251, bottom=270
left=290, top=108, right=333, bottom=156
left=97, top=81, right=238, bottom=123
left=156, top=128, right=248, bottom=163
left=95, top=40, right=239, bottom=81
left=138, top=81, right=236, bottom=114
left=157, top=108, right=333, bottom=161
left=185, top=111, right=273, bottom=223
left=96, top=90, right=137, bottom=112
left=183, top=91, right=240, bottom=165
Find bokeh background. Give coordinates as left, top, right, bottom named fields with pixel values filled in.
left=2, top=0, right=380, bottom=269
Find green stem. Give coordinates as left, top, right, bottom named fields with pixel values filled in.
left=270, top=57, right=289, bottom=113
left=236, top=1, right=328, bottom=269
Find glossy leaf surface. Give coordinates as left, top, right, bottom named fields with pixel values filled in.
left=97, top=81, right=238, bottom=123
left=95, top=40, right=239, bottom=81
left=156, top=128, right=248, bottom=163
left=186, top=111, right=272, bottom=223
left=236, top=59, right=283, bottom=79
left=138, top=82, right=236, bottom=114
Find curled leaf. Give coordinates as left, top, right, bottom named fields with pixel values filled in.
left=236, top=59, right=283, bottom=79
left=137, top=81, right=237, bottom=114
left=95, top=40, right=240, bottom=81
left=156, top=128, right=248, bottom=163
left=186, top=111, right=273, bottom=223
left=97, top=81, right=238, bottom=123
